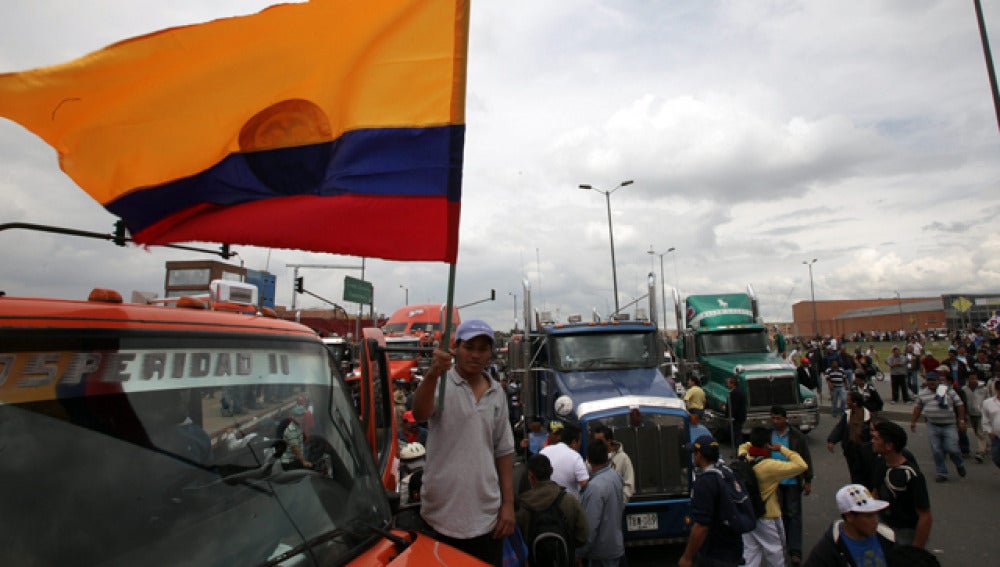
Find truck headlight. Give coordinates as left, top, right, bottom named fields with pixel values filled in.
left=803, top=397, right=817, bottom=408
left=554, top=395, right=574, bottom=417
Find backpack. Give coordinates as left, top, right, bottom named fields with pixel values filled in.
left=703, top=464, right=757, bottom=534
left=726, top=456, right=766, bottom=518
left=527, top=489, right=573, bottom=567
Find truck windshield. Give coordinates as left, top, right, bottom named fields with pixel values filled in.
left=698, top=329, right=769, bottom=355
left=0, top=332, right=389, bottom=566
left=386, top=339, right=421, bottom=360
left=551, top=331, right=657, bottom=371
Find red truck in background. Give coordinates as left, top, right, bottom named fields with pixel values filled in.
left=381, top=304, right=460, bottom=382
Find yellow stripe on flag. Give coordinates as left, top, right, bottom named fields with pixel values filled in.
left=0, top=0, right=469, bottom=205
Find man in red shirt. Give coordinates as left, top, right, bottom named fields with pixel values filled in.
left=397, top=410, right=428, bottom=446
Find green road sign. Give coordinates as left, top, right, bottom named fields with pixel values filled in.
left=343, top=275, right=373, bottom=304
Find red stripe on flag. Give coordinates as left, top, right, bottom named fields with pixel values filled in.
left=132, top=195, right=460, bottom=263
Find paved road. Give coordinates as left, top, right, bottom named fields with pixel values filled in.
left=626, top=395, right=1000, bottom=566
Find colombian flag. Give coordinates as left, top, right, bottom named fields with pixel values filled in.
left=0, top=0, right=468, bottom=262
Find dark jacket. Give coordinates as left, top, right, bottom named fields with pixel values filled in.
left=514, top=479, right=589, bottom=548
left=804, top=520, right=895, bottom=567
left=850, top=382, right=883, bottom=414
left=827, top=408, right=872, bottom=453
left=798, top=365, right=817, bottom=390
left=726, top=386, right=747, bottom=423
left=784, top=425, right=814, bottom=485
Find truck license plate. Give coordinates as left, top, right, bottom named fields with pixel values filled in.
left=626, top=513, right=658, bottom=532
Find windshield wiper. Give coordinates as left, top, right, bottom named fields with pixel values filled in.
left=255, top=527, right=358, bottom=567
left=254, top=522, right=406, bottom=567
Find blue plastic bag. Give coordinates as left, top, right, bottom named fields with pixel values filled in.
left=502, top=526, right=528, bottom=567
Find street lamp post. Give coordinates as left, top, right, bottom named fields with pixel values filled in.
left=648, top=246, right=676, bottom=335
left=803, top=259, right=818, bottom=337
left=579, top=179, right=633, bottom=314
left=399, top=284, right=408, bottom=305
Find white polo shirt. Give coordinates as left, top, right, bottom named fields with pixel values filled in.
left=420, top=369, right=514, bottom=538
left=540, top=441, right=589, bottom=499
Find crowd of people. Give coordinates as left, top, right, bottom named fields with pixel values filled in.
left=386, top=321, right=1000, bottom=566
left=786, top=327, right=1000, bottom=476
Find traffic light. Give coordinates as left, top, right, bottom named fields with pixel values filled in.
left=295, top=277, right=304, bottom=294
left=219, top=244, right=231, bottom=259
left=112, top=220, right=127, bottom=247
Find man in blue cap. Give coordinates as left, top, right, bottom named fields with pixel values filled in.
left=411, top=319, right=515, bottom=567
left=679, top=434, right=745, bottom=567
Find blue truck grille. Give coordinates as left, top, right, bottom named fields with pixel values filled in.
left=589, top=414, right=689, bottom=498
left=746, top=375, right=798, bottom=408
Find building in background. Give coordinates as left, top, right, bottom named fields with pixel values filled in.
left=164, top=260, right=246, bottom=298
left=792, top=296, right=941, bottom=338
left=792, top=294, right=1000, bottom=338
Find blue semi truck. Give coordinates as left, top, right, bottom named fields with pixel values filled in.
left=509, top=279, right=693, bottom=545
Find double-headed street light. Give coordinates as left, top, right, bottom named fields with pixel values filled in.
left=803, top=259, right=818, bottom=337
left=579, top=179, right=634, bottom=314
left=647, top=246, right=676, bottom=335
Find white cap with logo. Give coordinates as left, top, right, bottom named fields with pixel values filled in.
left=836, top=484, right=889, bottom=514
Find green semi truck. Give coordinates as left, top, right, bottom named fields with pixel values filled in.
left=673, top=285, right=819, bottom=435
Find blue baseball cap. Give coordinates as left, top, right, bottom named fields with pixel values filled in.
left=455, top=319, right=494, bottom=344
left=686, top=434, right=720, bottom=460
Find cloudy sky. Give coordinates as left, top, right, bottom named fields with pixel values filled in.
left=2, top=0, right=999, bottom=334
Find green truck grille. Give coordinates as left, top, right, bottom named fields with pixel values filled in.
left=746, top=375, right=798, bottom=408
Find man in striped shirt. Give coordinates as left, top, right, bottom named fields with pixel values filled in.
left=910, top=371, right=967, bottom=482
left=825, top=359, right=847, bottom=419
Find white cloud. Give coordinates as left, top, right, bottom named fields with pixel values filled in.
left=1, top=0, right=999, bottom=333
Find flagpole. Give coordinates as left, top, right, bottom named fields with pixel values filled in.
left=437, top=263, right=458, bottom=410
left=974, top=0, right=1000, bottom=135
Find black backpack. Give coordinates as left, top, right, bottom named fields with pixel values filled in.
left=528, top=489, right=573, bottom=567
left=727, top=456, right=766, bottom=518
left=703, top=464, right=757, bottom=534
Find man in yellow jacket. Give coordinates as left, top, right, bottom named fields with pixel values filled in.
left=738, top=427, right=808, bottom=567
left=684, top=376, right=707, bottom=418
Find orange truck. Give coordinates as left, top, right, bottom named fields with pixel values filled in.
left=0, top=286, right=484, bottom=566
left=381, top=303, right=460, bottom=382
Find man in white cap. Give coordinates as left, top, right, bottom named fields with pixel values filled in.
left=411, top=319, right=514, bottom=567
left=803, top=484, right=895, bottom=566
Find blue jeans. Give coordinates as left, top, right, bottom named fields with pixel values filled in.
left=830, top=386, right=846, bottom=418
left=908, top=371, right=920, bottom=396
left=992, top=436, right=1000, bottom=469
left=926, top=422, right=963, bottom=478
left=778, top=483, right=804, bottom=557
